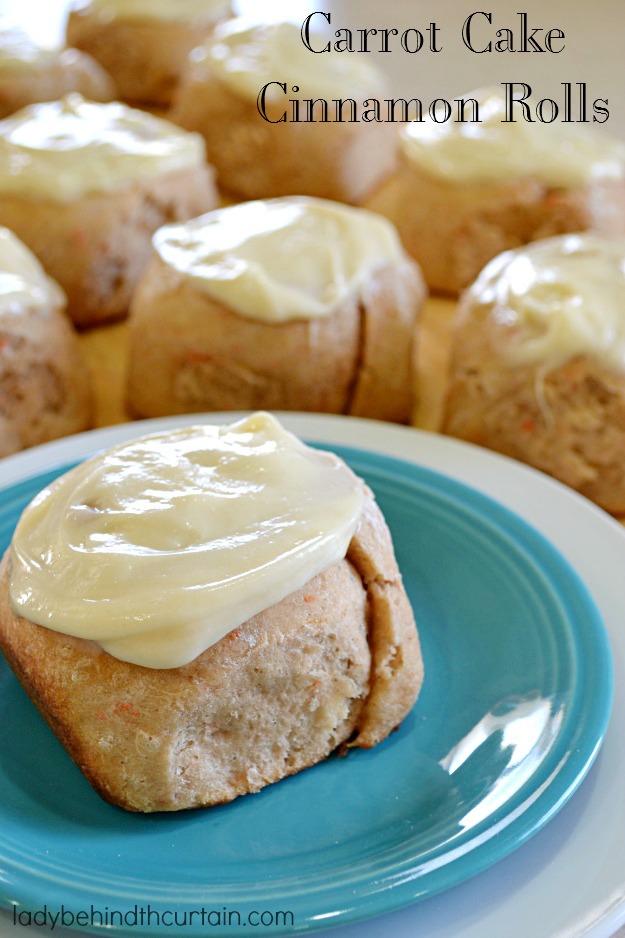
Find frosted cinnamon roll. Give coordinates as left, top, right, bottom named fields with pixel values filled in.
left=127, top=197, right=425, bottom=423
left=0, top=412, right=423, bottom=811
left=443, top=234, right=625, bottom=513
left=170, top=19, right=398, bottom=204
left=0, top=95, right=217, bottom=326
left=367, top=87, right=625, bottom=295
left=66, top=0, right=233, bottom=107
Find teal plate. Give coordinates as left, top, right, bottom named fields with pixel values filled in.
left=0, top=444, right=614, bottom=936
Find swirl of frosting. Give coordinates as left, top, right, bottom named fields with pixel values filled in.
left=71, top=0, right=230, bottom=24
left=194, top=19, right=386, bottom=102
left=153, top=197, right=404, bottom=322
left=9, top=413, right=365, bottom=669
left=469, top=234, right=625, bottom=372
left=400, top=87, right=625, bottom=187
left=0, top=94, right=205, bottom=200
left=0, top=227, right=65, bottom=315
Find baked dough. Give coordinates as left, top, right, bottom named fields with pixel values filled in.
left=170, top=21, right=397, bottom=203
left=126, top=199, right=424, bottom=423
left=369, top=170, right=625, bottom=297
left=0, top=170, right=217, bottom=328
left=367, top=88, right=625, bottom=295
left=66, top=0, right=232, bottom=107
left=443, top=235, right=625, bottom=513
left=0, top=97, right=217, bottom=326
left=0, top=28, right=115, bottom=118
left=0, top=488, right=423, bottom=812
left=0, top=228, right=91, bottom=455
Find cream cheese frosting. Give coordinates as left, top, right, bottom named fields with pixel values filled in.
left=471, top=234, right=625, bottom=372
left=400, top=87, right=625, bottom=187
left=0, top=227, right=65, bottom=315
left=9, top=412, right=365, bottom=669
left=71, top=0, right=230, bottom=24
left=0, top=26, right=58, bottom=73
left=196, top=19, right=386, bottom=103
left=153, top=197, right=405, bottom=322
left=0, top=94, right=205, bottom=201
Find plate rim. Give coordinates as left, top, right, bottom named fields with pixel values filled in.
left=0, top=415, right=615, bottom=937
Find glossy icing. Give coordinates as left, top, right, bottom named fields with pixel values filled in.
left=471, top=234, right=625, bottom=371
left=71, top=0, right=230, bottom=24
left=0, top=227, right=65, bottom=314
left=10, top=413, right=365, bottom=668
left=0, top=95, right=205, bottom=200
left=196, top=19, right=385, bottom=102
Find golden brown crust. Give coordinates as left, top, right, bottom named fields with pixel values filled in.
left=126, top=256, right=424, bottom=423
left=0, top=166, right=218, bottom=327
left=170, top=68, right=398, bottom=204
left=442, top=301, right=625, bottom=514
left=0, top=491, right=422, bottom=811
left=366, top=156, right=625, bottom=296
